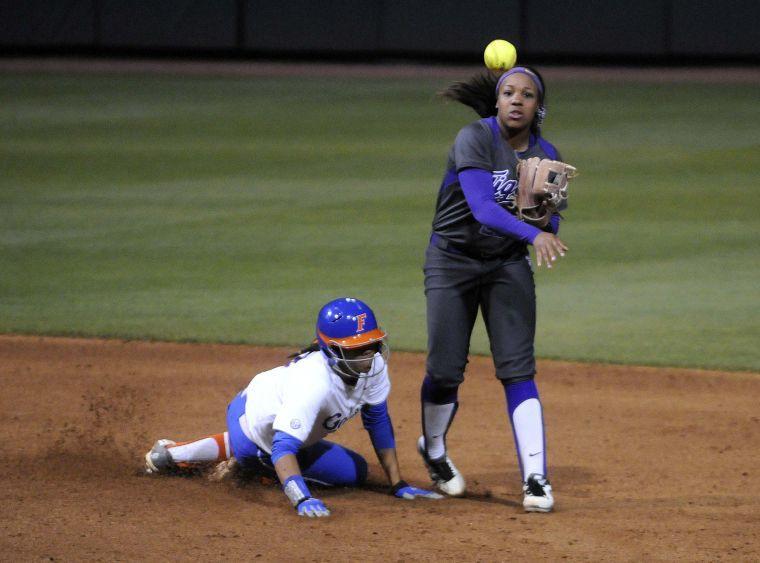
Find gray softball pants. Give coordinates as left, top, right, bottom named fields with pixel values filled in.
left=424, top=243, right=537, bottom=386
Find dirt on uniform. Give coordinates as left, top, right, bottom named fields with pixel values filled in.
left=1, top=335, right=758, bottom=561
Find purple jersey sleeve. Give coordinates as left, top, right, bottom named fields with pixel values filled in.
left=459, top=168, right=543, bottom=244
left=549, top=214, right=560, bottom=234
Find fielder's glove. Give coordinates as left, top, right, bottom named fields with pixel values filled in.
left=390, top=480, right=443, bottom=500
left=515, top=157, right=577, bottom=228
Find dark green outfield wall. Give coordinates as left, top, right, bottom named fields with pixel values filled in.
left=1, top=0, right=759, bottom=62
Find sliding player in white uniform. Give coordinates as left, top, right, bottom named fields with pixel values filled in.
left=144, top=297, right=440, bottom=517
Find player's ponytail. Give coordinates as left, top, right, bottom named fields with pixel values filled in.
left=440, top=72, right=499, bottom=118
left=288, top=340, right=321, bottom=359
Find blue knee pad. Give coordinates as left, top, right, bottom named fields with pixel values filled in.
left=298, top=441, right=368, bottom=487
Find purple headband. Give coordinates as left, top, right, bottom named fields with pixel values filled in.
left=495, top=67, right=544, bottom=98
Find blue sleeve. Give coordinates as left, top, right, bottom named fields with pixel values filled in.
left=537, top=137, right=560, bottom=161
left=459, top=168, right=543, bottom=244
left=549, top=214, right=560, bottom=234
left=361, top=401, right=395, bottom=450
left=271, top=431, right=303, bottom=464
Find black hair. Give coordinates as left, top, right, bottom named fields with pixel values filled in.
left=441, top=67, right=547, bottom=136
left=288, top=340, right=320, bottom=359
left=440, top=71, right=499, bottom=118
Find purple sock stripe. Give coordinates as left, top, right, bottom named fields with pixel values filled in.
left=421, top=374, right=458, bottom=404
left=503, top=379, right=539, bottom=418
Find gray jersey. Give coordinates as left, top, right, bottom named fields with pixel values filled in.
left=431, top=116, right=561, bottom=259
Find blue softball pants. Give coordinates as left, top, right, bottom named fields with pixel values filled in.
left=225, top=391, right=368, bottom=487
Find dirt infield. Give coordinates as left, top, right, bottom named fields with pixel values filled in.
left=1, top=335, right=758, bottom=561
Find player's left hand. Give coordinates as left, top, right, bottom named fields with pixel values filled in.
left=297, top=497, right=330, bottom=517
left=533, top=232, right=568, bottom=269
left=391, top=480, right=443, bottom=500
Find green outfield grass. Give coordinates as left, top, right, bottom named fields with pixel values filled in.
left=1, top=70, right=758, bottom=371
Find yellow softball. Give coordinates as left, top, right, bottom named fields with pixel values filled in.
left=483, top=39, right=517, bottom=72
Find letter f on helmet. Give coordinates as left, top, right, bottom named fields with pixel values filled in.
left=356, top=313, right=367, bottom=332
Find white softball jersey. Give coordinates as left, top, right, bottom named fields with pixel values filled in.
left=242, top=351, right=390, bottom=454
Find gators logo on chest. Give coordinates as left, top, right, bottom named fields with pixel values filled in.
left=322, top=407, right=361, bottom=431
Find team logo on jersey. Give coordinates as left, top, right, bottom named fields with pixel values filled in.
left=356, top=313, right=367, bottom=332
left=492, top=169, right=517, bottom=205
left=323, top=407, right=361, bottom=431
left=290, top=419, right=301, bottom=430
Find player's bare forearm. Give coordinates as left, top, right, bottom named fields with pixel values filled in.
left=376, top=447, right=402, bottom=485
left=273, top=453, right=302, bottom=482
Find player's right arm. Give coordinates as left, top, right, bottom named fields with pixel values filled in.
left=271, top=431, right=330, bottom=518
left=453, top=123, right=543, bottom=243
left=460, top=167, right=567, bottom=268
left=454, top=123, right=566, bottom=266
left=269, top=367, right=331, bottom=517
left=459, top=167, right=544, bottom=243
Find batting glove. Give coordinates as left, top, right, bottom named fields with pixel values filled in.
left=391, top=480, right=443, bottom=500
left=283, top=475, right=331, bottom=518
left=297, top=497, right=331, bottom=518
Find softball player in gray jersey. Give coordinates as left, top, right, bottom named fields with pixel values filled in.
left=418, top=67, right=566, bottom=512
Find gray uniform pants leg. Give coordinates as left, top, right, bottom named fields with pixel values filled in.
left=425, top=245, right=536, bottom=386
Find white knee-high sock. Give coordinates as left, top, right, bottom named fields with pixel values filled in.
left=168, top=433, right=230, bottom=464
left=422, top=402, right=458, bottom=459
left=511, top=398, right=545, bottom=479
left=504, top=379, right=547, bottom=481
left=421, top=375, right=460, bottom=460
